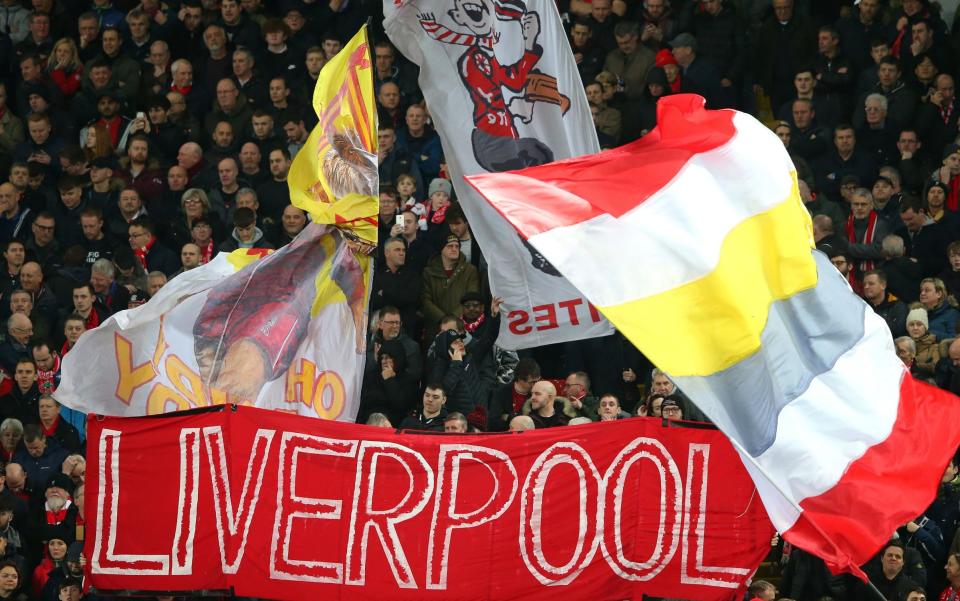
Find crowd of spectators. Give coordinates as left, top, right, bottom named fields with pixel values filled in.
left=0, top=0, right=960, bottom=598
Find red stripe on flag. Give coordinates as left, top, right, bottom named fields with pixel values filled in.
left=785, top=373, right=960, bottom=576
left=466, top=95, right=736, bottom=235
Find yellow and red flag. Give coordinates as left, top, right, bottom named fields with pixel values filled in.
left=288, top=25, right=379, bottom=245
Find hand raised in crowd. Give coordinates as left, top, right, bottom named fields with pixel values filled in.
left=490, top=296, right=504, bottom=316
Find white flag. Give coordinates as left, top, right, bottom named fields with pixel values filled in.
left=384, top=0, right=614, bottom=349
left=55, top=224, right=370, bottom=421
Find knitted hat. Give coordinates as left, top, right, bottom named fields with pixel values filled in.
left=907, top=307, right=929, bottom=330
left=428, top=178, right=452, bottom=197
left=654, top=49, right=677, bottom=67
left=444, top=234, right=460, bottom=247
left=45, top=472, right=75, bottom=496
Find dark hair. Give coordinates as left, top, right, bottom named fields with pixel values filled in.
left=863, top=269, right=887, bottom=284
left=424, top=382, right=446, bottom=396
left=129, top=216, right=155, bottom=235
left=233, top=207, right=256, bottom=228
left=22, top=423, right=43, bottom=443
left=514, top=358, right=541, bottom=382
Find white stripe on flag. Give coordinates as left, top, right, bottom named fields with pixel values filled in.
left=526, top=112, right=797, bottom=307
left=679, top=306, right=903, bottom=531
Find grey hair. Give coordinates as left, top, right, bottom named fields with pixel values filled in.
left=91, top=258, right=115, bottom=278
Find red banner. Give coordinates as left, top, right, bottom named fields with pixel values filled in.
left=85, top=407, right=774, bottom=601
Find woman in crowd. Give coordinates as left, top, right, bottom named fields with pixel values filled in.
left=919, top=278, right=960, bottom=340
left=46, top=39, right=83, bottom=99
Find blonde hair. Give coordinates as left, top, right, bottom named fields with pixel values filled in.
left=47, top=38, right=81, bottom=73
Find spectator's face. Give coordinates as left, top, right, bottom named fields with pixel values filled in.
left=60, top=186, right=82, bottom=209
left=216, top=80, right=238, bottom=110
left=422, top=387, right=445, bottom=415
left=651, top=374, right=673, bottom=395
left=240, top=144, right=260, bottom=170
left=269, top=79, right=288, bottom=103
left=15, top=363, right=36, bottom=392
left=946, top=554, right=960, bottom=581
left=397, top=177, right=415, bottom=198
left=38, top=396, right=57, bottom=421
left=379, top=194, right=397, bottom=221
left=31, top=216, right=54, bottom=244
left=218, top=160, right=238, bottom=187
left=401, top=212, right=417, bottom=236
left=214, top=123, right=234, bottom=147
left=897, top=131, right=919, bottom=155
left=862, top=274, right=884, bottom=302
left=99, top=95, right=121, bottom=118
left=864, top=99, right=885, bottom=125
left=645, top=0, right=666, bottom=18
left=128, top=226, right=150, bottom=249
left=148, top=42, right=169, bottom=67
left=181, top=244, right=201, bottom=268
left=615, top=33, right=637, bottom=54
left=306, top=51, right=325, bottom=76
left=192, top=222, right=213, bottom=243
left=79, top=17, right=98, bottom=42
left=895, top=339, right=915, bottom=365
left=772, top=0, right=792, bottom=22
left=881, top=547, right=904, bottom=575
left=27, top=93, right=48, bottom=114
left=73, top=287, right=93, bottom=313
left=9, top=292, right=30, bottom=314
left=375, top=46, right=394, bottom=74
left=25, top=435, right=45, bottom=458
left=405, top=107, right=426, bottom=132
left=265, top=29, right=285, bottom=47
left=30, top=15, right=49, bottom=40
left=20, top=59, right=40, bottom=82
left=872, top=179, right=892, bottom=203
left=378, top=84, right=400, bottom=110
left=938, top=76, right=956, bottom=104
left=858, top=0, right=879, bottom=20
left=28, top=119, right=51, bottom=144
left=102, top=29, right=120, bottom=55
left=167, top=166, right=188, bottom=190
left=441, top=240, right=460, bottom=262
left=128, top=139, right=148, bottom=163
left=173, top=63, right=193, bottom=88
left=570, top=23, right=591, bottom=47
left=919, top=281, right=943, bottom=309
left=444, top=418, right=466, bottom=433
left=878, top=63, right=898, bottom=87
left=204, top=27, right=226, bottom=53
left=323, top=39, right=341, bottom=59
left=0, top=185, right=17, bottom=214
left=147, top=275, right=166, bottom=296
left=833, top=128, right=855, bottom=154
left=900, top=208, right=927, bottom=232
left=283, top=121, right=302, bottom=143
left=448, top=218, right=469, bottom=239
left=585, top=83, right=603, bottom=104
left=591, top=0, right=611, bottom=21
left=282, top=206, right=306, bottom=234
left=908, top=319, right=927, bottom=339
left=929, top=186, right=946, bottom=212
left=129, top=16, right=149, bottom=40
left=4, top=243, right=24, bottom=267
left=902, top=0, right=922, bottom=16
left=774, top=125, right=790, bottom=145
left=284, top=11, right=305, bottom=32
left=120, top=190, right=141, bottom=214
left=269, top=151, right=290, bottom=178
left=183, top=6, right=202, bottom=30
left=817, top=31, right=837, bottom=55
left=378, top=129, right=396, bottom=154
left=90, top=270, right=110, bottom=293
left=530, top=381, right=554, bottom=411
left=9, top=166, right=28, bottom=189
left=65, top=320, right=85, bottom=344
left=793, top=71, right=814, bottom=95
left=233, top=52, right=253, bottom=77
left=384, top=241, right=405, bottom=269
left=221, top=0, right=240, bottom=23
left=252, top=115, right=273, bottom=138
left=850, top=195, right=872, bottom=219
left=177, top=144, right=200, bottom=169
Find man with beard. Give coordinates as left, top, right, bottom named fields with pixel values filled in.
left=28, top=473, right=76, bottom=559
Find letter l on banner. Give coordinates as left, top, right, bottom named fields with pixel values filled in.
left=383, top=0, right=614, bottom=349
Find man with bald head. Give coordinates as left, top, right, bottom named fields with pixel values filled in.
left=0, top=184, right=29, bottom=245
left=176, top=142, right=212, bottom=187
left=18, top=261, right=57, bottom=327
left=527, top=381, right=569, bottom=428
left=0, top=314, right=32, bottom=375
left=4, top=463, right=28, bottom=504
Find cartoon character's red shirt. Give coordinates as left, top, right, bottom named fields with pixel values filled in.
left=458, top=44, right=542, bottom=138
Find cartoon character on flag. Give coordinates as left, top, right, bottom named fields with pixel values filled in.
left=418, top=0, right=570, bottom=173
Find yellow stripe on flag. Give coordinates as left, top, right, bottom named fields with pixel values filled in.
left=601, top=182, right=816, bottom=377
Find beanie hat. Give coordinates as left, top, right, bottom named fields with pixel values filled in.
left=655, top=48, right=677, bottom=67
left=428, top=178, right=452, bottom=197
left=907, top=307, right=929, bottom=330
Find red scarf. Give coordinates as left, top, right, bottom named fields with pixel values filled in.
left=948, top=173, right=960, bottom=212
left=940, top=584, right=960, bottom=601
left=462, top=312, right=485, bottom=333
left=171, top=82, right=192, bottom=96
left=199, top=239, right=214, bottom=264
left=511, top=387, right=528, bottom=413
left=431, top=205, right=448, bottom=225
left=84, top=309, right=100, bottom=331
left=60, top=340, right=72, bottom=357
left=133, top=235, right=157, bottom=269
left=45, top=499, right=72, bottom=525
left=845, top=211, right=879, bottom=273
left=37, top=354, right=60, bottom=394
left=40, top=416, right=60, bottom=438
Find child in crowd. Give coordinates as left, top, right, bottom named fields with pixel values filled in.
left=396, top=173, right=419, bottom=209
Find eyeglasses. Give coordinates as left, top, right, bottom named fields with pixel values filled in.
left=381, top=320, right=401, bottom=325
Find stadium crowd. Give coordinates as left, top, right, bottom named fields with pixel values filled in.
left=0, top=0, right=958, bottom=598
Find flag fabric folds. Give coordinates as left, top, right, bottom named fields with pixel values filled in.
left=288, top=25, right=379, bottom=245
left=466, top=94, right=960, bottom=575
left=383, top=0, right=614, bottom=349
